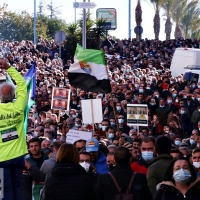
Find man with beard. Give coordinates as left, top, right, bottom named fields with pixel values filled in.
left=86, top=138, right=108, bottom=174
left=23, top=138, right=49, bottom=200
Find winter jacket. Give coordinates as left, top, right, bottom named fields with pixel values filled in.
left=147, top=154, right=173, bottom=198
left=155, top=106, right=171, bottom=126
left=23, top=152, right=49, bottom=200
left=92, top=151, right=109, bottom=174
left=154, top=178, right=200, bottom=200
left=96, top=163, right=153, bottom=200
left=44, top=161, right=96, bottom=200
left=131, top=157, right=149, bottom=175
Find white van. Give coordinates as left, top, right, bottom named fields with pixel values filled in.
left=170, top=48, right=200, bottom=77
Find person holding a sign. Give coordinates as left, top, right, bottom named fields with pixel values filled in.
left=0, top=59, right=27, bottom=200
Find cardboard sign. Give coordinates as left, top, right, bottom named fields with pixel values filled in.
left=66, top=129, right=92, bottom=144
left=127, top=104, right=148, bottom=126
left=81, top=99, right=103, bottom=124
left=51, top=87, right=70, bottom=110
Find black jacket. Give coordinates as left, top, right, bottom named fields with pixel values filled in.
left=44, top=162, right=96, bottom=200
left=154, top=178, right=200, bottom=200
left=96, top=163, right=152, bottom=200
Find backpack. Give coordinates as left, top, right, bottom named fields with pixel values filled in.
left=109, top=172, right=136, bottom=200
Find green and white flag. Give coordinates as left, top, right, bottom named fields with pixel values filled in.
left=68, top=45, right=111, bottom=93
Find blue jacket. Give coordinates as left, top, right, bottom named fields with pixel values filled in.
left=92, top=152, right=108, bottom=174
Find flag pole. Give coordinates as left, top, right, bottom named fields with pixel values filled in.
left=90, top=98, right=95, bottom=138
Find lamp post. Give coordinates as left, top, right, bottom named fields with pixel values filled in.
left=34, top=0, right=37, bottom=44
left=128, top=0, right=131, bottom=39
left=82, top=0, right=86, bottom=48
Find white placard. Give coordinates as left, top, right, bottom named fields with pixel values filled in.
left=81, top=99, right=103, bottom=124
left=127, top=104, right=148, bottom=126
left=66, top=129, right=93, bottom=144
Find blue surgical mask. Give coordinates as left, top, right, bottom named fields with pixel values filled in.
left=139, top=89, right=143, bottom=93
left=110, top=122, right=115, bottom=126
left=175, top=140, right=181, bottom=146
left=190, top=139, right=196, bottom=145
left=108, top=133, right=114, bottom=139
left=172, top=94, right=177, bottom=98
left=142, top=151, right=154, bottom=162
left=116, top=106, right=121, bottom=111
left=173, top=169, right=191, bottom=184
left=102, top=125, right=107, bottom=131
left=118, top=119, right=124, bottom=124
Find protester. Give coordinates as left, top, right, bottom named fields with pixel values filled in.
left=96, top=146, right=152, bottom=200
left=44, top=143, right=96, bottom=200
left=0, top=58, right=27, bottom=200
left=147, top=135, right=173, bottom=198
left=155, top=157, right=200, bottom=200
left=192, top=148, right=200, bottom=177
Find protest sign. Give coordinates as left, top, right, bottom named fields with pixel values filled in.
left=127, top=104, right=148, bottom=126
left=66, top=129, right=93, bottom=144
left=81, top=99, right=103, bottom=124
left=51, top=87, right=70, bottom=110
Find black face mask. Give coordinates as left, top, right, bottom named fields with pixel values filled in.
left=108, top=164, right=115, bottom=172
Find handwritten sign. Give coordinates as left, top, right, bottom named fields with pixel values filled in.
left=66, top=129, right=92, bottom=144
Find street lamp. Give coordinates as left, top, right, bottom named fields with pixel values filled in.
left=128, top=0, right=131, bottom=39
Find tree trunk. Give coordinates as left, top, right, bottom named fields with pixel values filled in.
left=153, top=9, right=160, bottom=39
left=165, top=16, right=172, bottom=40
left=174, top=24, right=182, bottom=40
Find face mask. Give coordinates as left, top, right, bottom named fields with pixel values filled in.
left=102, top=125, right=107, bottom=131
left=108, top=133, right=114, bottom=139
left=115, top=78, right=119, bottom=81
left=33, top=131, right=38, bottom=137
left=155, top=94, right=159, bottom=98
left=198, top=98, right=200, bottom=101
left=118, top=119, right=124, bottom=124
left=77, top=105, right=81, bottom=108
left=170, top=81, right=174, bottom=84
left=75, top=123, right=81, bottom=128
left=116, top=106, right=121, bottom=111
left=135, top=84, right=139, bottom=88
left=193, top=162, right=200, bottom=169
left=199, top=109, right=200, bottom=112
left=160, top=105, right=164, bottom=108
left=146, top=87, right=150, bottom=90
left=175, top=140, right=181, bottom=146
left=99, top=124, right=102, bottom=129
left=180, top=110, right=185, bottom=114
left=198, top=85, right=200, bottom=89
left=191, top=97, right=195, bottom=100
left=190, top=139, right=196, bottom=145
left=149, top=65, right=152, bottom=68
left=59, top=85, right=63, bottom=88
left=142, top=151, right=154, bottom=162
left=110, top=122, right=115, bottom=126
left=139, top=89, right=144, bottom=93
left=150, top=103, right=155, bottom=106
left=178, top=78, right=182, bottom=82
left=192, top=84, right=196, bottom=88
left=167, top=100, right=172, bottom=104
left=183, top=95, right=187, bottom=99
left=172, top=94, right=177, bottom=98
left=72, top=114, right=76, bottom=118
left=173, top=169, right=191, bottom=184
left=48, top=90, right=51, bottom=94
left=79, top=161, right=90, bottom=172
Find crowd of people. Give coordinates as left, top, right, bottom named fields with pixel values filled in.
left=1, top=36, right=200, bottom=200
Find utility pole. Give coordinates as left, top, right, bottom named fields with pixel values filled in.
left=128, top=0, right=131, bottom=39
left=34, top=0, right=37, bottom=44
left=82, top=0, right=86, bottom=48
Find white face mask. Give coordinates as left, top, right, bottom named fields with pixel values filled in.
left=193, top=162, right=200, bottom=169
left=79, top=161, right=90, bottom=172
left=33, top=131, right=38, bottom=137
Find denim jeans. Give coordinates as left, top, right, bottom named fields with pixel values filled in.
left=0, top=156, right=24, bottom=200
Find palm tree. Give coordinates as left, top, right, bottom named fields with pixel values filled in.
left=171, top=0, right=187, bottom=39
left=180, top=0, right=200, bottom=39
left=162, top=0, right=175, bottom=40
left=150, top=0, right=165, bottom=39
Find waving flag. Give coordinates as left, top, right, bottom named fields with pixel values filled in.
left=23, top=64, right=36, bottom=134
left=68, top=45, right=111, bottom=93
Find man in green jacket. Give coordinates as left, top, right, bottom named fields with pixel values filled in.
left=147, top=135, right=173, bottom=198
left=0, top=58, right=27, bottom=200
